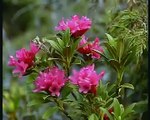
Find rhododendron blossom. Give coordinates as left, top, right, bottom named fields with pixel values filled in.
left=69, top=64, right=105, bottom=94
left=78, top=36, right=103, bottom=59
left=8, top=42, right=39, bottom=77
left=55, top=15, right=92, bottom=38
left=33, top=67, right=67, bottom=97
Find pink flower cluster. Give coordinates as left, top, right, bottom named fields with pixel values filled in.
left=8, top=42, right=39, bottom=77
left=55, top=15, right=92, bottom=38
left=69, top=64, right=105, bottom=95
left=8, top=15, right=106, bottom=98
left=33, top=67, right=67, bottom=97
left=78, top=36, right=103, bottom=59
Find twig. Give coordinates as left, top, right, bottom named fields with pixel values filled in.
left=53, top=98, right=73, bottom=120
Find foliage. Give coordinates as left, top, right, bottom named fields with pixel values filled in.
left=3, top=0, right=148, bottom=120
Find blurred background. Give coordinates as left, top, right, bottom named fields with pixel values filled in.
left=3, top=0, right=148, bottom=120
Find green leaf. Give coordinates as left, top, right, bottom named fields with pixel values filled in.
left=46, top=39, right=62, bottom=52
left=62, top=29, right=70, bottom=46
left=43, top=95, right=51, bottom=100
left=42, top=106, right=58, bottom=119
left=120, top=104, right=125, bottom=115
left=113, top=98, right=121, bottom=118
left=109, top=59, right=120, bottom=71
left=100, top=107, right=113, bottom=120
left=43, top=34, right=56, bottom=41
left=57, top=37, right=64, bottom=48
left=133, top=100, right=148, bottom=113
left=107, top=84, right=116, bottom=93
left=117, top=39, right=125, bottom=63
left=73, top=55, right=85, bottom=64
left=97, top=81, right=108, bottom=100
left=92, top=49, right=109, bottom=60
left=88, top=114, right=99, bottom=120
left=120, top=51, right=133, bottom=66
left=48, top=58, right=60, bottom=61
left=27, top=99, right=45, bottom=107
left=105, top=98, right=114, bottom=108
left=122, top=103, right=136, bottom=119
left=61, top=85, right=73, bottom=99
left=105, top=33, right=114, bottom=41
left=103, top=42, right=117, bottom=59
left=63, top=46, right=72, bottom=60
left=120, top=83, right=134, bottom=90
left=71, top=37, right=81, bottom=55
left=72, top=58, right=81, bottom=65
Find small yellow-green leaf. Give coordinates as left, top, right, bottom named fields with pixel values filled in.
left=105, top=33, right=114, bottom=41
left=120, top=83, right=134, bottom=90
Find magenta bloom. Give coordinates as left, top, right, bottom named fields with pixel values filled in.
left=8, top=42, right=39, bottom=77
left=33, top=67, right=67, bottom=97
left=69, top=64, right=105, bottom=95
left=55, top=15, right=92, bottom=38
left=78, top=36, right=103, bottom=59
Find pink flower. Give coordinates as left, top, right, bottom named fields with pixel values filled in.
left=55, top=15, right=92, bottom=38
left=33, top=67, right=67, bottom=97
left=8, top=42, right=39, bottom=77
left=12, top=61, right=28, bottom=76
left=69, top=64, right=105, bottom=95
left=78, top=36, right=103, bottom=59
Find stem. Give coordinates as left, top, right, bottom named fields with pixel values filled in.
left=71, top=92, right=77, bottom=101
left=53, top=98, right=73, bottom=120
left=116, top=69, right=124, bottom=99
left=62, top=44, right=78, bottom=102
left=65, top=56, right=78, bottom=101
left=66, top=62, right=70, bottom=76
left=61, top=109, right=73, bottom=120
left=117, top=70, right=124, bottom=87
